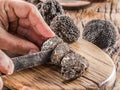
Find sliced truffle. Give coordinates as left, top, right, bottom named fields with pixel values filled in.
left=41, top=36, right=63, bottom=51
left=61, top=52, right=89, bottom=81
left=50, top=15, right=80, bottom=43
left=83, top=19, right=116, bottom=49
left=51, top=43, right=72, bottom=66
left=39, top=0, right=64, bottom=25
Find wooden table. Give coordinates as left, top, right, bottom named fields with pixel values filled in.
left=3, top=0, right=120, bottom=89
left=64, top=0, right=120, bottom=89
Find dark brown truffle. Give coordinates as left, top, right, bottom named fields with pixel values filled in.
left=51, top=43, right=72, bottom=66
left=41, top=36, right=63, bottom=51
left=61, top=52, right=89, bottom=81
left=50, top=15, right=80, bottom=43
left=83, top=19, right=116, bottom=49
left=39, top=0, right=64, bottom=25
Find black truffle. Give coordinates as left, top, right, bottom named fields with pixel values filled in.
left=83, top=19, right=116, bottom=49
left=61, top=52, right=89, bottom=81
left=51, top=43, right=72, bottom=66
left=41, top=36, right=63, bottom=51
left=39, top=0, right=64, bottom=25
left=50, top=15, right=80, bottom=43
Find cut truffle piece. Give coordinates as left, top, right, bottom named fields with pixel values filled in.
left=61, top=52, right=89, bottom=81
left=51, top=43, right=72, bottom=66
left=41, top=36, right=63, bottom=51
left=83, top=19, right=116, bottom=49
left=39, top=0, right=64, bottom=25
left=50, top=15, right=80, bottom=43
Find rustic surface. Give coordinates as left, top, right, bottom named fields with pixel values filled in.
left=3, top=0, right=120, bottom=90
left=2, top=39, right=116, bottom=90
left=64, top=0, right=120, bottom=90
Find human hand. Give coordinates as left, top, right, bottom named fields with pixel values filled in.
left=0, top=0, right=55, bottom=89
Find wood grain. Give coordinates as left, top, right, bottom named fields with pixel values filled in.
left=2, top=39, right=116, bottom=90
left=3, top=0, right=120, bottom=89
left=64, top=0, right=120, bottom=89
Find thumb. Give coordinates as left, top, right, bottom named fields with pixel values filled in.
left=0, top=27, right=39, bottom=55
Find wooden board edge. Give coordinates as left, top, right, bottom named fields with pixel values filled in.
left=100, top=61, right=116, bottom=89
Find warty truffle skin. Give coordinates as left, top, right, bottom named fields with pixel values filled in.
left=61, top=52, right=89, bottom=81
left=51, top=43, right=72, bottom=66
left=83, top=19, right=116, bottom=49
left=39, top=0, right=64, bottom=25
left=50, top=15, right=80, bottom=43
left=41, top=36, right=63, bottom=51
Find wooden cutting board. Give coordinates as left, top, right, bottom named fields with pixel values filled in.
left=2, top=39, right=116, bottom=90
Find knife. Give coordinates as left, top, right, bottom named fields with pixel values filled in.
left=11, top=49, right=52, bottom=72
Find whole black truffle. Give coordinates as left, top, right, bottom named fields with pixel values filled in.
left=61, top=52, right=89, bottom=81
left=51, top=43, right=72, bottom=66
left=83, top=19, right=116, bottom=49
left=41, top=36, right=63, bottom=51
left=50, top=15, right=80, bottom=43
left=39, top=0, right=64, bottom=25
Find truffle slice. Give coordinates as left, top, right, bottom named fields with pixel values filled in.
left=51, top=43, right=72, bottom=66
left=83, top=19, right=116, bottom=49
left=61, top=52, right=89, bottom=81
left=39, top=0, right=64, bottom=25
left=41, top=36, right=63, bottom=51
left=50, top=15, right=80, bottom=43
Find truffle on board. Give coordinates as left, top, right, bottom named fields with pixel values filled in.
left=41, top=36, right=63, bottom=51
left=39, top=0, right=64, bottom=25
left=51, top=43, right=72, bottom=66
left=50, top=15, right=80, bottom=43
left=83, top=19, right=116, bottom=49
left=61, top=52, right=89, bottom=81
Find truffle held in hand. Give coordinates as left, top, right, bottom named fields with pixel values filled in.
left=83, top=19, right=116, bottom=49
left=41, top=37, right=89, bottom=81
left=61, top=52, right=89, bottom=81
left=50, top=15, right=80, bottom=43
left=41, top=36, right=63, bottom=51
left=51, top=43, right=72, bottom=66
left=39, top=0, right=64, bottom=25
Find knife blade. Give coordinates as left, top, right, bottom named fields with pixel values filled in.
left=11, top=50, right=52, bottom=72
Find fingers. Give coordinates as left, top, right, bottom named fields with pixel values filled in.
left=5, top=0, right=55, bottom=40
left=0, top=77, right=3, bottom=90
left=0, top=27, right=39, bottom=55
left=17, top=26, right=46, bottom=46
left=0, top=50, right=14, bottom=75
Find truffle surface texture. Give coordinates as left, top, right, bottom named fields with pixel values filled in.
left=61, top=52, right=89, bottom=81
left=83, top=19, right=116, bottom=49
left=41, top=36, right=63, bottom=51
left=50, top=15, right=80, bottom=43
left=39, top=0, right=64, bottom=25
left=51, top=43, right=72, bottom=66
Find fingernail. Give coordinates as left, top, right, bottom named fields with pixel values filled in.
left=7, top=59, right=14, bottom=75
